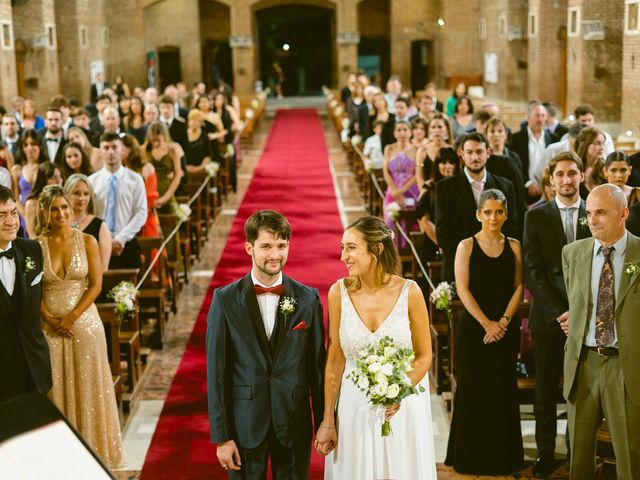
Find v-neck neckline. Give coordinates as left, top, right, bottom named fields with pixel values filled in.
left=344, top=280, right=408, bottom=334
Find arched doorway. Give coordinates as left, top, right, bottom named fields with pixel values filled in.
left=255, top=4, right=334, bottom=96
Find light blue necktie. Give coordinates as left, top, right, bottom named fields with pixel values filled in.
left=106, top=175, right=117, bottom=233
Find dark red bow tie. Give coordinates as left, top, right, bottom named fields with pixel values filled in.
left=253, top=284, right=284, bottom=296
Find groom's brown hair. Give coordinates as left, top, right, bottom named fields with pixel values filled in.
left=245, top=210, right=291, bottom=244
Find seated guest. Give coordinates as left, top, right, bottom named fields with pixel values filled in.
left=543, top=102, right=568, bottom=142
left=446, top=82, right=466, bottom=117
left=363, top=120, right=384, bottom=170
left=486, top=118, right=522, bottom=175
left=64, top=173, right=111, bottom=271
left=602, top=151, right=640, bottom=206
left=60, top=142, right=93, bottom=180
left=67, top=126, right=101, bottom=171
left=24, top=162, right=63, bottom=238
left=445, top=188, right=524, bottom=475
left=575, top=126, right=606, bottom=194
left=0, top=185, right=52, bottom=403
left=89, top=132, right=147, bottom=269
left=123, top=96, right=145, bottom=135
left=435, top=132, right=518, bottom=281
left=451, top=95, right=474, bottom=140
left=411, top=117, right=429, bottom=150
left=185, top=109, right=215, bottom=174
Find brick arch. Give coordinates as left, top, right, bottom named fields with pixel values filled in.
left=250, top=0, right=336, bottom=13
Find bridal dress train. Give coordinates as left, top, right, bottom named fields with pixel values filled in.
left=325, top=279, right=437, bottom=479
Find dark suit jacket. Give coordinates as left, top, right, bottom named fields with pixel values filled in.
left=508, top=128, right=553, bottom=187
left=38, top=134, right=67, bottom=165
left=206, top=273, right=325, bottom=449
left=90, top=82, right=110, bottom=104
left=627, top=202, right=640, bottom=236
left=487, top=154, right=526, bottom=239
left=550, top=123, right=569, bottom=143
left=167, top=117, right=188, bottom=151
left=523, top=200, right=590, bottom=333
left=435, top=171, right=518, bottom=281
left=628, top=152, right=640, bottom=187
left=1, top=239, right=52, bottom=395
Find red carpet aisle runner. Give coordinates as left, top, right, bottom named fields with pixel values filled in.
left=141, top=109, right=345, bottom=479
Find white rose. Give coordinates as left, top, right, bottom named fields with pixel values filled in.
left=374, top=372, right=388, bottom=387
left=368, top=362, right=382, bottom=373
left=381, top=363, right=394, bottom=376
left=383, top=347, right=396, bottom=358
left=386, top=384, right=400, bottom=399
left=365, top=355, right=378, bottom=365
left=372, top=384, right=387, bottom=397
left=357, top=376, right=369, bottom=390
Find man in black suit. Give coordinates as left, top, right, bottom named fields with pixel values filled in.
left=159, top=95, right=188, bottom=150
left=1, top=113, right=21, bottom=158
left=90, top=72, right=109, bottom=104
left=0, top=186, right=52, bottom=403
left=207, top=210, right=325, bottom=479
left=424, top=82, right=444, bottom=113
left=523, top=151, right=589, bottom=478
left=487, top=152, right=526, bottom=239
left=543, top=102, right=568, bottom=142
left=381, top=97, right=415, bottom=151
left=626, top=200, right=640, bottom=236
left=39, top=108, right=67, bottom=165
left=163, top=85, right=188, bottom=119
left=435, top=132, right=518, bottom=281
left=509, top=101, right=553, bottom=204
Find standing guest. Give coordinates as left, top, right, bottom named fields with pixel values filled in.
left=142, top=122, right=183, bottom=214
left=213, top=91, right=242, bottom=146
left=49, top=96, right=73, bottom=137
left=164, top=84, right=188, bottom=119
left=382, top=121, right=419, bottom=226
left=541, top=122, right=587, bottom=177
left=486, top=118, right=522, bottom=175
left=90, top=72, right=109, bottom=104
left=445, top=189, right=524, bottom=475
left=381, top=97, right=413, bottom=151
left=340, top=72, right=358, bottom=104
left=509, top=101, right=553, bottom=204
left=523, top=151, right=589, bottom=478
left=424, top=82, right=444, bottom=112
left=118, top=95, right=131, bottom=120
left=112, top=74, right=130, bottom=99
left=24, top=162, right=63, bottom=238
left=362, top=120, right=384, bottom=170
left=446, top=82, right=467, bottom=117
left=88, top=95, right=114, bottom=146
left=91, top=106, right=122, bottom=147
left=196, top=95, right=228, bottom=145
left=602, top=151, right=640, bottom=206
left=416, top=113, right=452, bottom=187
left=410, top=117, right=429, bottom=150
left=71, top=108, right=93, bottom=139
left=206, top=210, right=325, bottom=478
left=40, top=108, right=67, bottom=165
left=64, top=174, right=111, bottom=271
left=11, top=129, right=48, bottom=212
left=60, top=142, right=93, bottom=180
left=435, top=132, right=518, bottom=281
left=185, top=109, right=215, bottom=174
left=346, top=81, right=369, bottom=140
left=575, top=126, right=607, bottom=193
left=543, top=102, right=568, bottom=142
left=562, top=184, right=640, bottom=479
left=124, top=96, right=145, bottom=135
left=383, top=75, right=402, bottom=114
left=35, top=185, right=123, bottom=467
left=134, top=103, right=160, bottom=144
left=67, top=127, right=100, bottom=172
left=417, top=94, right=437, bottom=122
left=0, top=185, right=52, bottom=403
left=529, top=166, right=556, bottom=210
left=471, top=110, right=492, bottom=135
left=89, top=132, right=147, bottom=269
left=159, top=95, right=188, bottom=150
left=2, top=113, right=22, bottom=158
left=450, top=95, right=474, bottom=140
left=19, top=99, right=45, bottom=131
left=573, top=105, right=614, bottom=157
left=144, top=87, right=159, bottom=106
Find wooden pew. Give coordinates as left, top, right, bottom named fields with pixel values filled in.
left=96, top=303, right=124, bottom=424
left=137, top=236, right=167, bottom=349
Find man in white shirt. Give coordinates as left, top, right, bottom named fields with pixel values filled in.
left=573, top=104, right=614, bottom=157
left=89, top=132, right=147, bottom=269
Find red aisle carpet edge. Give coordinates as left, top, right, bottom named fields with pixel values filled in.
left=140, top=109, right=346, bottom=479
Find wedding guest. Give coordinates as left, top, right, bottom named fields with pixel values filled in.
left=112, top=74, right=130, bottom=99
left=381, top=97, right=413, bottom=151
left=541, top=122, right=587, bottom=177
left=445, top=189, right=524, bottom=475
left=196, top=95, right=227, bottom=145
left=446, top=82, right=467, bottom=117
left=0, top=164, right=10, bottom=189
left=529, top=166, right=556, bottom=210
left=2, top=113, right=21, bottom=158
left=213, top=91, right=242, bottom=145
left=36, top=185, right=123, bottom=468
left=19, top=99, right=45, bottom=131
left=451, top=95, right=474, bottom=140
left=70, top=109, right=92, bottom=139
left=602, top=151, right=640, bottom=206
left=159, top=95, right=188, bottom=150
left=424, top=82, right=444, bottom=113
left=363, top=120, right=384, bottom=170
left=543, top=102, right=568, bottom=142
left=124, top=96, right=145, bottom=134
left=383, top=75, right=402, bottom=114
left=0, top=143, right=14, bottom=172
left=118, top=95, right=131, bottom=120
left=417, top=94, right=437, bottom=122
left=416, top=113, right=452, bottom=189
left=39, top=108, right=67, bottom=165
left=24, top=162, right=63, bottom=238
left=60, top=142, right=93, bottom=180
left=64, top=174, right=111, bottom=271
left=340, top=72, right=357, bottom=104
left=486, top=118, right=522, bottom=174
left=142, top=122, right=183, bottom=214
left=11, top=130, right=48, bottom=215
left=410, top=117, right=429, bottom=150
left=67, top=126, right=101, bottom=172
left=347, top=81, right=369, bottom=139
left=576, top=126, right=606, bottom=193
left=372, top=93, right=390, bottom=126
left=90, top=72, right=109, bottom=104
left=89, top=132, right=147, bottom=269
left=185, top=109, right=215, bottom=174
left=523, top=151, right=589, bottom=477
left=573, top=104, right=614, bottom=157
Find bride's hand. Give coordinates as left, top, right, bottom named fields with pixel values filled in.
left=314, top=424, right=337, bottom=456
left=385, top=403, right=401, bottom=420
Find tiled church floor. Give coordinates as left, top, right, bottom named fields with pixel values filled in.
left=115, top=100, right=573, bottom=479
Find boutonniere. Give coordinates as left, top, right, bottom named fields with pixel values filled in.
left=279, top=296, right=296, bottom=327
left=624, top=261, right=640, bottom=280
left=25, top=256, right=36, bottom=274
left=578, top=216, right=589, bottom=230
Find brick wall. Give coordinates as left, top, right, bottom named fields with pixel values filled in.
left=0, top=0, right=18, bottom=108
left=621, top=22, right=640, bottom=133
left=440, top=0, right=483, bottom=86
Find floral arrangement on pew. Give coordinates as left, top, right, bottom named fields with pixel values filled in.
left=204, top=162, right=220, bottom=178
left=108, top=281, right=138, bottom=330
left=175, top=203, right=192, bottom=223
left=430, top=281, right=456, bottom=329
left=348, top=336, right=425, bottom=437
left=386, top=201, right=402, bottom=220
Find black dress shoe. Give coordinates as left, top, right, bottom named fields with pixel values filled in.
left=532, top=456, right=556, bottom=478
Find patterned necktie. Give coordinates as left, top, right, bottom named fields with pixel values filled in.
left=106, top=175, right=117, bottom=234
left=562, top=207, right=577, bottom=243
left=471, top=180, right=484, bottom=206
left=595, top=246, right=616, bottom=347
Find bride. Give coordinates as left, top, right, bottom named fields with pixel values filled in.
left=316, top=216, right=437, bottom=479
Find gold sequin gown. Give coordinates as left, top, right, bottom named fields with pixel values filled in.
left=39, top=230, right=124, bottom=469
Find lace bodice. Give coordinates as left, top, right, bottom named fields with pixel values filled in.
left=339, top=279, right=414, bottom=368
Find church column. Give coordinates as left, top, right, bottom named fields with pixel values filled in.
left=335, top=0, right=358, bottom=88
left=229, top=1, right=255, bottom=97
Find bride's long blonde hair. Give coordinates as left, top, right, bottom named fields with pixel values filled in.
left=35, top=185, right=69, bottom=236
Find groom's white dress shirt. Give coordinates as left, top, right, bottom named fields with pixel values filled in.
left=252, top=271, right=282, bottom=339
left=0, top=241, right=16, bottom=295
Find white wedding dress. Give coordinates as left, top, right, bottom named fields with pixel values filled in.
left=325, top=279, right=437, bottom=479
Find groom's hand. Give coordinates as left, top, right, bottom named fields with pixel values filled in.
left=315, top=425, right=337, bottom=456
left=217, top=440, right=241, bottom=471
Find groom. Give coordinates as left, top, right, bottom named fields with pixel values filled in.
left=207, top=210, right=325, bottom=479
left=0, top=185, right=52, bottom=403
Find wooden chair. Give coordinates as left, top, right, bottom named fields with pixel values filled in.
left=97, top=303, right=123, bottom=423
left=390, top=210, right=419, bottom=278
left=137, top=236, right=167, bottom=349
left=157, top=213, right=187, bottom=297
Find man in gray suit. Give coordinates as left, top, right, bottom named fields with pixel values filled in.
left=562, top=184, right=640, bottom=479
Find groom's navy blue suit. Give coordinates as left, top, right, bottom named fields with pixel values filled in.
left=207, top=273, right=325, bottom=478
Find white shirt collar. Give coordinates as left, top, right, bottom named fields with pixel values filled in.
left=463, top=167, right=487, bottom=185
left=528, top=127, right=546, bottom=144
left=593, top=231, right=628, bottom=258
left=555, top=196, right=581, bottom=210
left=251, top=271, right=283, bottom=288
left=0, top=241, right=12, bottom=253
left=4, top=135, right=19, bottom=143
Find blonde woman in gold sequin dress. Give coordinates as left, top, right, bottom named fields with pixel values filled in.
left=36, top=185, right=123, bottom=468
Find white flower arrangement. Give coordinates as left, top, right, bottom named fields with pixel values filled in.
left=335, top=105, right=344, bottom=116
left=579, top=216, right=588, bottom=230
left=329, top=99, right=338, bottom=109
left=175, top=203, right=192, bottom=223
left=386, top=201, right=402, bottom=220
left=279, top=296, right=296, bottom=326
left=204, top=162, right=220, bottom=178
left=25, top=256, right=36, bottom=274
left=244, top=108, right=255, bottom=119
left=108, top=281, right=138, bottom=326
left=347, top=336, right=424, bottom=437
left=624, top=261, right=640, bottom=280
left=430, top=282, right=456, bottom=328
left=350, top=134, right=362, bottom=146
left=341, top=117, right=350, bottom=129
left=251, top=98, right=259, bottom=109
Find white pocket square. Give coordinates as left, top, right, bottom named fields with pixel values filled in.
left=30, top=272, right=43, bottom=286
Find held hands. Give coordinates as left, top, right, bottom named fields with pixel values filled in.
left=315, top=423, right=337, bottom=456
left=557, top=311, right=569, bottom=336
left=217, top=439, right=241, bottom=472
left=483, top=320, right=507, bottom=344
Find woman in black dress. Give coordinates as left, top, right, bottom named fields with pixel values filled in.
left=64, top=173, right=111, bottom=272
left=445, top=188, right=524, bottom=475
left=185, top=109, right=216, bottom=174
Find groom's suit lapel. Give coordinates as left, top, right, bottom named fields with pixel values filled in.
left=12, top=241, right=28, bottom=320
left=242, top=274, right=271, bottom=362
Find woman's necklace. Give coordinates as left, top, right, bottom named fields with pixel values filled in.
left=71, top=212, right=87, bottom=229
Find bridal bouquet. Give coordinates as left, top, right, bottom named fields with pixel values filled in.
left=347, top=336, right=425, bottom=437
